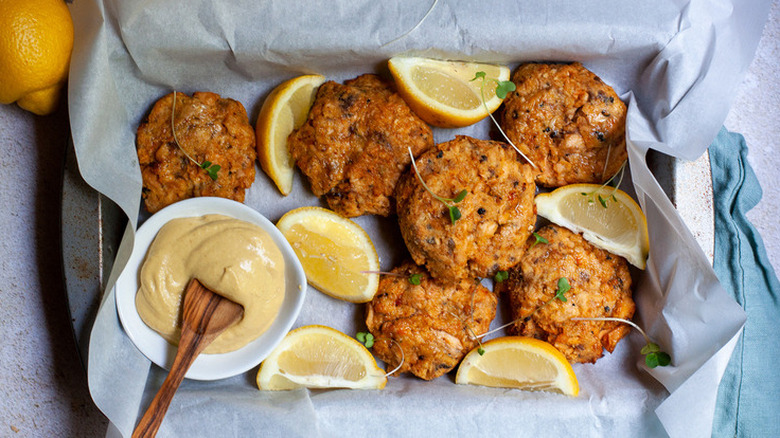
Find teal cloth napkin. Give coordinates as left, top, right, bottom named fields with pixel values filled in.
left=710, top=127, right=780, bottom=437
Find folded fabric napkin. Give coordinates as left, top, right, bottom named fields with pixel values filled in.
left=710, top=127, right=780, bottom=436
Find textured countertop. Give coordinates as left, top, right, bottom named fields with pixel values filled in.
left=0, top=3, right=777, bottom=436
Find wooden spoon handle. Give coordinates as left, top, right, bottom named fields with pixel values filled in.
left=132, top=328, right=212, bottom=438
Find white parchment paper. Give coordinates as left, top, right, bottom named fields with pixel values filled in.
left=67, top=0, right=772, bottom=436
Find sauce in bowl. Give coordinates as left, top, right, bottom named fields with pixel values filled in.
left=136, top=214, right=285, bottom=354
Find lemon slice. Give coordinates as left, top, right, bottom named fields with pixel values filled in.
left=257, top=325, right=387, bottom=390
left=276, top=206, right=380, bottom=303
left=535, top=184, right=650, bottom=269
left=388, top=57, right=510, bottom=128
left=456, top=337, right=579, bottom=396
left=256, top=74, right=326, bottom=195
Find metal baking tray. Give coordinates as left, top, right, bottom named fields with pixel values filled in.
left=61, top=139, right=714, bottom=367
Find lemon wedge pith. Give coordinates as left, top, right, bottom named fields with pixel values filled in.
left=276, top=206, right=380, bottom=303
left=535, top=184, right=649, bottom=269
left=456, top=336, right=579, bottom=396
left=388, top=57, right=510, bottom=128
left=257, top=325, right=387, bottom=390
left=256, top=74, right=325, bottom=195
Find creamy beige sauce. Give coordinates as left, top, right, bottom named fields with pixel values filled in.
left=136, top=214, right=285, bottom=354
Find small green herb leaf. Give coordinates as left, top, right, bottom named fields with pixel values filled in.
left=555, top=277, right=570, bottom=302
left=199, top=161, right=220, bottom=180
left=478, top=347, right=485, bottom=356
left=530, top=232, right=549, bottom=249
left=598, top=194, right=608, bottom=208
left=495, top=80, right=516, bottom=99
left=206, top=164, right=220, bottom=181
left=453, top=189, right=468, bottom=203
left=471, top=71, right=487, bottom=81
left=643, top=343, right=670, bottom=368
left=640, top=342, right=661, bottom=355
left=494, top=270, right=509, bottom=283
left=356, top=331, right=374, bottom=349
left=655, top=351, right=671, bottom=367
left=449, top=206, right=462, bottom=224
left=408, top=273, right=422, bottom=285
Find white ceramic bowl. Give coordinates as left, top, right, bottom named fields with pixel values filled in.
left=115, top=197, right=307, bottom=381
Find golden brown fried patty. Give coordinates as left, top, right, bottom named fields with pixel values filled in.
left=499, top=62, right=627, bottom=187
left=366, top=261, right=497, bottom=380
left=496, top=224, right=634, bottom=364
left=136, top=91, right=256, bottom=213
left=395, top=135, right=537, bottom=282
left=288, top=74, right=433, bottom=217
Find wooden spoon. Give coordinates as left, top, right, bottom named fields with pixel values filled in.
left=132, top=278, right=244, bottom=438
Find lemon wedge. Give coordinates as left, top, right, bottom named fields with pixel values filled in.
left=276, top=206, right=380, bottom=303
left=256, top=74, right=326, bottom=195
left=456, top=336, right=579, bottom=396
left=388, top=57, right=510, bottom=128
left=535, top=184, right=649, bottom=269
left=257, top=325, right=387, bottom=390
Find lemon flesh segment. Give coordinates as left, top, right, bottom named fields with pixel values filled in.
left=456, top=337, right=579, bottom=396
left=256, top=325, right=387, bottom=390
left=388, top=57, right=510, bottom=128
left=535, top=184, right=649, bottom=269
left=276, top=207, right=380, bottom=303
left=256, top=74, right=325, bottom=195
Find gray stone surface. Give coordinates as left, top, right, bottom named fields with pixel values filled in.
left=725, top=0, right=780, bottom=272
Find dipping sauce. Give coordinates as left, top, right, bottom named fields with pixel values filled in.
left=136, top=214, right=285, bottom=354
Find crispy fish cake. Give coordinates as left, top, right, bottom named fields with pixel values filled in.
left=366, top=261, right=497, bottom=380
left=499, top=62, right=627, bottom=187
left=288, top=74, right=433, bottom=217
left=496, top=224, right=634, bottom=364
left=395, top=135, right=537, bottom=282
left=136, top=91, right=256, bottom=213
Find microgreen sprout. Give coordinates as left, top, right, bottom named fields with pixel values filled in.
left=408, top=273, right=423, bottom=285
left=494, top=270, right=509, bottom=283
left=477, top=347, right=485, bottom=356
left=171, top=91, right=220, bottom=181
left=356, top=331, right=375, bottom=348
left=199, top=160, right=221, bottom=181
left=357, top=334, right=406, bottom=377
left=408, top=147, right=468, bottom=224
left=470, top=71, right=536, bottom=169
left=570, top=317, right=672, bottom=368
left=580, top=161, right=627, bottom=208
left=554, top=277, right=570, bottom=302
left=530, top=232, right=548, bottom=249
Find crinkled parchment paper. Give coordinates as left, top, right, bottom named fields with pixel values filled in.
left=67, top=0, right=771, bottom=436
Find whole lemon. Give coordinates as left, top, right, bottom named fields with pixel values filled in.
left=0, top=0, right=74, bottom=115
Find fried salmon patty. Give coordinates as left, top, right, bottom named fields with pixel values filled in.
left=499, top=62, right=627, bottom=187
left=136, top=91, right=256, bottom=213
left=496, top=224, right=634, bottom=364
left=395, top=135, right=537, bottom=282
left=288, top=74, right=433, bottom=217
left=366, top=261, right=497, bottom=380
